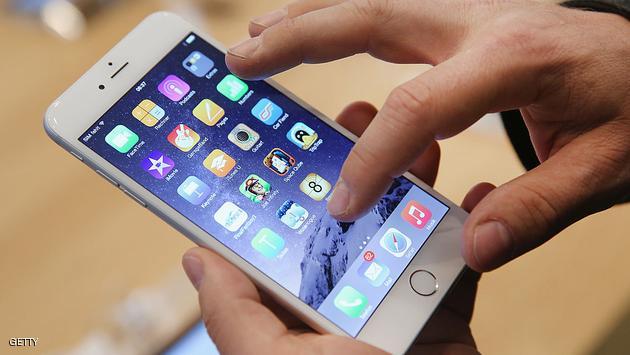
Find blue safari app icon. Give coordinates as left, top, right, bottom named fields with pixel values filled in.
left=379, top=227, right=412, bottom=257
left=251, top=98, right=283, bottom=125
left=182, top=51, right=214, bottom=77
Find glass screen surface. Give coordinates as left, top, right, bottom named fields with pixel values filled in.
left=80, top=33, right=449, bottom=336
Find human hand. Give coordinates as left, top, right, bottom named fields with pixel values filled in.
left=226, top=0, right=630, bottom=271
left=182, top=102, right=490, bottom=354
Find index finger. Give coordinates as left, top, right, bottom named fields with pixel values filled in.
left=226, top=0, right=471, bottom=79
left=327, top=48, right=541, bottom=221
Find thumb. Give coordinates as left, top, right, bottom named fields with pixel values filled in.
left=182, top=247, right=289, bottom=353
left=463, top=129, right=624, bottom=271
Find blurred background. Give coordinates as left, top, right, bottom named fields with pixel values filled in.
left=1, top=0, right=629, bottom=354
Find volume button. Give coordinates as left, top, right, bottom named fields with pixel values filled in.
left=121, top=188, right=147, bottom=207
left=96, top=170, right=119, bottom=187
left=70, top=151, right=83, bottom=161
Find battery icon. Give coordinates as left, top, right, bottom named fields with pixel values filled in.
left=185, top=34, right=196, bottom=44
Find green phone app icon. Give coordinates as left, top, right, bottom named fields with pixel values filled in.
left=334, top=286, right=368, bottom=318
left=105, top=125, right=139, bottom=153
left=217, top=74, right=249, bottom=101
left=251, top=228, right=285, bottom=259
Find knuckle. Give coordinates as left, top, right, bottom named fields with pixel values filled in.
left=491, top=182, right=560, bottom=248
left=347, top=0, right=394, bottom=21
left=480, top=9, right=567, bottom=68
left=348, top=144, right=380, bottom=174
left=386, top=82, right=433, bottom=132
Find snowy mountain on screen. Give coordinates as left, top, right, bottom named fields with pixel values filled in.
left=298, top=178, right=413, bottom=308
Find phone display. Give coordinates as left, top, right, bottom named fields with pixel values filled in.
left=79, top=33, right=449, bottom=336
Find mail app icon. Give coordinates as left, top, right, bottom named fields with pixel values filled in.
left=357, top=259, right=390, bottom=287
left=193, top=99, right=225, bottom=126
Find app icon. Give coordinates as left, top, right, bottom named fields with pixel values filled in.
left=251, top=98, right=283, bottom=125
left=228, top=123, right=259, bottom=151
left=263, top=148, right=295, bottom=176
left=239, top=174, right=271, bottom=203
left=299, top=173, right=331, bottom=201
left=217, top=74, right=248, bottom=101
left=214, top=201, right=248, bottom=232
left=182, top=51, right=214, bottom=77
left=276, top=200, right=309, bottom=229
left=132, top=99, right=165, bottom=127
left=287, top=122, right=318, bottom=150
left=167, top=124, right=200, bottom=152
left=251, top=228, right=285, bottom=259
left=105, top=125, right=139, bottom=153
left=158, top=74, right=190, bottom=102
left=193, top=99, right=224, bottom=126
left=401, top=200, right=432, bottom=229
left=177, top=176, right=211, bottom=205
left=203, top=149, right=236, bottom=177
left=141, top=150, right=175, bottom=179
left=357, top=259, right=390, bottom=287
left=380, top=228, right=412, bottom=257
left=334, top=286, right=368, bottom=318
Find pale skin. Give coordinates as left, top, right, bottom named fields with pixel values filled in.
left=183, top=0, right=630, bottom=353
left=184, top=101, right=491, bottom=354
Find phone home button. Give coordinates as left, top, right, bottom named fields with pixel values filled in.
left=409, top=270, right=438, bottom=296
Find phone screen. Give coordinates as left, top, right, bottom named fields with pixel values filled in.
left=80, top=32, right=449, bottom=336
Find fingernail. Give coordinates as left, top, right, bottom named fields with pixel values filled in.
left=251, top=8, right=287, bottom=29
left=327, top=180, right=350, bottom=217
left=182, top=255, right=204, bottom=290
left=472, top=221, right=513, bottom=270
left=228, top=37, right=261, bottom=59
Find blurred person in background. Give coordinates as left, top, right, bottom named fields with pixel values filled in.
left=182, top=0, right=630, bottom=353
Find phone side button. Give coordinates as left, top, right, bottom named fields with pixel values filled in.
left=70, top=151, right=83, bottom=161
left=96, top=170, right=119, bottom=187
left=121, top=188, right=147, bottom=208
left=409, top=270, right=438, bottom=296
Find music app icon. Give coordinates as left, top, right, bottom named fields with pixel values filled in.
left=401, top=201, right=432, bottom=229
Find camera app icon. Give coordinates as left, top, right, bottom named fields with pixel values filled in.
left=228, top=123, right=260, bottom=151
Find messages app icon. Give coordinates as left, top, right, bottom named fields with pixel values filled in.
left=334, top=286, right=368, bottom=318
left=105, top=125, right=138, bottom=153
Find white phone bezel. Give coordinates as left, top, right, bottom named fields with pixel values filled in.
left=44, top=12, right=468, bottom=354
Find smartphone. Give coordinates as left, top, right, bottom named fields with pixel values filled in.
left=44, top=12, right=468, bottom=354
